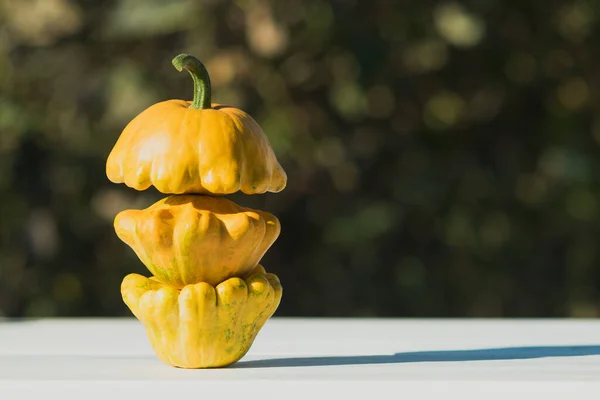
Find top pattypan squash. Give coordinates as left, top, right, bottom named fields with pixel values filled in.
left=106, top=54, right=287, bottom=195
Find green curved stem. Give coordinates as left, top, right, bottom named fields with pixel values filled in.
left=172, top=53, right=212, bottom=109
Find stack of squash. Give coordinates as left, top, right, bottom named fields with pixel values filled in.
left=105, top=54, right=287, bottom=368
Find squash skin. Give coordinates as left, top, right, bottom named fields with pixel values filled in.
left=121, top=265, right=282, bottom=368
left=105, top=100, right=287, bottom=195
left=114, top=195, right=281, bottom=288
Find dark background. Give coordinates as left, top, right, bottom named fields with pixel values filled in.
left=1, top=0, right=599, bottom=318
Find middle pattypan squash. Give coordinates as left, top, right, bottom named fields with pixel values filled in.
left=106, top=54, right=287, bottom=195
left=114, top=195, right=281, bottom=288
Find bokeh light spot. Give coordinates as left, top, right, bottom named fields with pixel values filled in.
left=434, top=2, right=485, bottom=48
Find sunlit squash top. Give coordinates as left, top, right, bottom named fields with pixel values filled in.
left=105, top=54, right=287, bottom=195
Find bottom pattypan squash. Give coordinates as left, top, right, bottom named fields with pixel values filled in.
left=121, top=265, right=282, bottom=368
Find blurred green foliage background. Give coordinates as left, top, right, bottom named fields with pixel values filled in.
left=0, top=0, right=599, bottom=318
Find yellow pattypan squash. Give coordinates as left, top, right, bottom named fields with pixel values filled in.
left=114, top=195, right=280, bottom=288
left=106, top=53, right=287, bottom=195
left=121, top=265, right=282, bottom=368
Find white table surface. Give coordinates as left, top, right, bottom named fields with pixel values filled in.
left=1, top=318, right=599, bottom=399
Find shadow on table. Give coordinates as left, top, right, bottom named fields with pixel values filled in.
left=235, top=345, right=600, bottom=368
